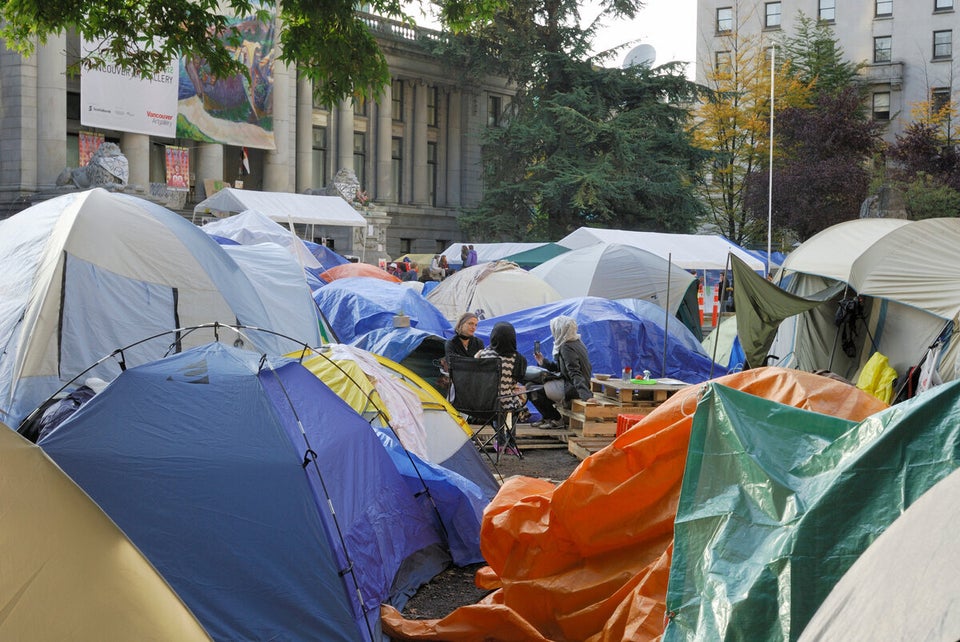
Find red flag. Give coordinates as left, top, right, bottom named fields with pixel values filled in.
left=240, top=147, right=250, bottom=175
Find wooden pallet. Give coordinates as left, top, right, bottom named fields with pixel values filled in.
left=590, top=380, right=681, bottom=404
left=565, top=398, right=658, bottom=437
left=469, top=423, right=573, bottom=449
left=568, top=435, right=613, bottom=460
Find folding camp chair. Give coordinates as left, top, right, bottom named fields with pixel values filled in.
left=447, top=355, right=527, bottom=462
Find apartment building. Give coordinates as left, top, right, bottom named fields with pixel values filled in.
left=696, top=0, right=957, bottom=142
left=0, top=14, right=512, bottom=258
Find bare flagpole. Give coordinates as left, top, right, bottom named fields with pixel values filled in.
left=767, top=45, right=775, bottom=277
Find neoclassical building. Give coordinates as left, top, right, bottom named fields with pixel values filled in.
left=0, top=14, right=513, bottom=258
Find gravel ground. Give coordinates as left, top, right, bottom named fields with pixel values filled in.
left=399, top=447, right=583, bottom=622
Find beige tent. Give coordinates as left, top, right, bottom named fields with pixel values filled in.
left=0, top=425, right=209, bottom=639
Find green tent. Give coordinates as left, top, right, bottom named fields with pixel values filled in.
left=499, top=243, right=570, bottom=269
left=665, top=380, right=960, bottom=641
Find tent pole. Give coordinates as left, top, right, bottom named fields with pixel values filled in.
left=827, top=285, right=850, bottom=373
left=662, top=253, right=672, bottom=377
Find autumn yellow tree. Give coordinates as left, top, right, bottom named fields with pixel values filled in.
left=691, top=8, right=810, bottom=245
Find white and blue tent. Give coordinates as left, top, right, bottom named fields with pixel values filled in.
left=0, top=189, right=322, bottom=426
left=39, top=342, right=453, bottom=641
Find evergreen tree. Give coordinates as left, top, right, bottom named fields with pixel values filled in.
left=439, top=0, right=706, bottom=240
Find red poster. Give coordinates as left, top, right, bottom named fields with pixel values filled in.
left=165, top=146, right=189, bottom=190
left=79, top=131, right=104, bottom=166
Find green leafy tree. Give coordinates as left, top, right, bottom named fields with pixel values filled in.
left=690, top=8, right=811, bottom=245
left=0, top=0, right=502, bottom=105
left=439, top=0, right=707, bottom=240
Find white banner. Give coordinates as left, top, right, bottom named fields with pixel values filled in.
left=80, top=40, right=179, bottom=137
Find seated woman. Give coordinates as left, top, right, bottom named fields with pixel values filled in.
left=530, top=315, right=595, bottom=427
left=475, top=322, right=527, bottom=455
left=445, top=312, right=483, bottom=362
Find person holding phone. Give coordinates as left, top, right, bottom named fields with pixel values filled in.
left=529, top=316, right=596, bottom=428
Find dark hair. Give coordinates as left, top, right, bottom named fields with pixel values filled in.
left=488, top=322, right=518, bottom=356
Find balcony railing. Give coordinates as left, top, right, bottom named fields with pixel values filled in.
left=358, top=12, right=448, bottom=46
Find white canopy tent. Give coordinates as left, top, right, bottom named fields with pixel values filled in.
left=557, top=227, right=765, bottom=272
left=193, top=188, right=365, bottom=230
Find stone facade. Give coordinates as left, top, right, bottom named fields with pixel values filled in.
left=0, top=17, right=513, bottom=260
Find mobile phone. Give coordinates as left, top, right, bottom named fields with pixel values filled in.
left=533, top=340, right=541, bottom=355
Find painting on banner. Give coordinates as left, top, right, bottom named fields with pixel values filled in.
left=176, top=7, right=277, bottom=150
left=80, top=41, right=179, bottom=138
left=166, top=147, right=190, bottom=190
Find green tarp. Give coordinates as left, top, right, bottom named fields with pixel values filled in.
left=499, top=243, right=570, bottom=269
left=665, top=380, right=960, bottom=641
left=730, top=254, right=842, bottom=368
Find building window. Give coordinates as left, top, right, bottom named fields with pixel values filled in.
left=487, top=95, right=503, bottom=127
left=311, top=126, right=327, bottom=189
left=765, top=2, right=781, bottom=28
left=874, top=36, right=892, bottom=63
left=818, top=0, right=835, bottom=21
left=400, top=238, right=412, bottom=255
left=932, top=87, right=952, bottom=114
left=391, top=137, right=403, bottom=203
left=353, top=96, right=367, bottom=117
left=353, top=132, right=366, bottom=189
left=876, top=0, right=892, bottom=16
left=427, top=86, right=438, bottom=127
left=934, top=30, right=953, bottom=59
left=936, top=0, right=953, bottom=10
left=715, top=50, right=732, bottom=75
left=872, top=92, right=891, bottom=120
left=392, top=79, right=404, bottom=121
left=436, top=240, right=447, bottom=254
left=427, top=142, right=438, bottom=207
left=716, top=7, right=733, bottom=33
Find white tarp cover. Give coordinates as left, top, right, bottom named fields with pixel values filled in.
left=0, top=188, right=321, bottom=425
left=556, top=227, right=764, bottom=271
left=193, top=187, right=366, bottom=227
left=441, top=242, right=547, bottom=266
left=801, top=465, right=960, bottom=642
left=0, top=425, right=210, bottom=640
left=779, top=218, right=910, bottom=282
left=426, top=261, right=562, bottom=322
left=202, top=208, right=322, bottom=269
left=530, top=242, right=695, bottom=315
left=849, top=217, right=960, bottom=321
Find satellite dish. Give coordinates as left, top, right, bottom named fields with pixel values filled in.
left=623, top=44, right=657, bottom=69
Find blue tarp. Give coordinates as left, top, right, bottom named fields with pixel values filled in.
left=304, top=240, right=350, bottom=269
left=476, top=297, right=726, bottom=383
left=40, top=343, right=449, bottom=641
left=314, top=277, right=453, bottom=344
left=352, top=327, right=444, bottom=364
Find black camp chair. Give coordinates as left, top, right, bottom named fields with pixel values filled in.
left=447, top=355, right=528, bottom=463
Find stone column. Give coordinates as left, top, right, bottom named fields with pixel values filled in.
left=295, top=74, right=314, bottom=192
left=264, top=60, right=293, bottom=192
left=412, top=81, right=428, bottom=205
left=196, top=144, right=224, bottom=198
left=446, top=89, right=462, bottom=207
left=376, top=81, right=393, bottom=202
left=120, top=133, right=150, bottom=192
left=337, top=99, right=354, bottom=173
left=36, top=34, right=66, bottom=190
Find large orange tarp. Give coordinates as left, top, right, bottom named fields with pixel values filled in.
left=382, top=367, right=888, bottom=641
left=320, top=262, right=400, bottom=283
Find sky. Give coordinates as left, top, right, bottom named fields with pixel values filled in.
left=586, top=0, right=698, bottom=78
